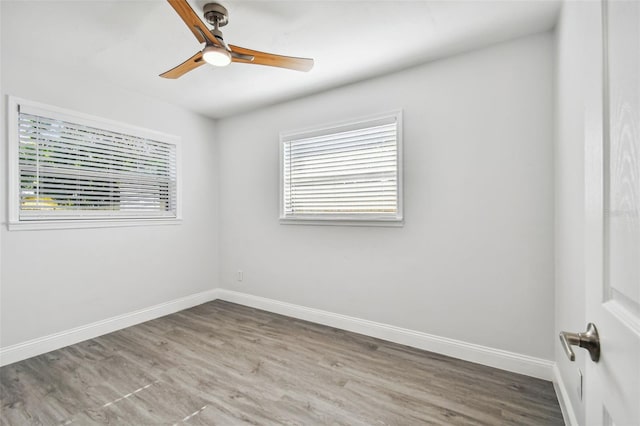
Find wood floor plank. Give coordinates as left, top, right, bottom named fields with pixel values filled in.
left=0, top=300, right=564, bottom=425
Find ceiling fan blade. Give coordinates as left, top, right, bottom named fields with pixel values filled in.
left=167, top=0, right=221, bottom=47
left=229, top=45, right=314, bottom=72
left=159, top=51, right=205, bottom=79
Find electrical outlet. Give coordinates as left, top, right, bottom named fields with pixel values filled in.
left=237, top=270, right=243, bottom=282
left=577, top=369, right=583, bottom=401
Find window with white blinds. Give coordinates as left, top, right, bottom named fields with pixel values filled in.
left=280, top=111, right=402, bottom=225
left=8, top=97, right=180, bottom=229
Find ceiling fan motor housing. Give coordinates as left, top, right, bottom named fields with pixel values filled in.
left=203, top=3, right=228, bottom=27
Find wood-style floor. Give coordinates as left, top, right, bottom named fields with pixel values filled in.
left=0, top=301, right=564, bottom=425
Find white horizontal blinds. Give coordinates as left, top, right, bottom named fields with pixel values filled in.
left=283, top=119, right=398, bottom=217
left=18, top=111, right=177, bottom=220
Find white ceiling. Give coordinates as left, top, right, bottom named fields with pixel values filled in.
left=2, top=0, right=560, bottom=119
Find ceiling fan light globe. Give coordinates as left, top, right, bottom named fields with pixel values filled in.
left=202, top=45, right=231, bottom=67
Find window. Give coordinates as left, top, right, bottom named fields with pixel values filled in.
left=8, top=97, right=181, bottom=230
left=280, top=111, right=403, bottom=225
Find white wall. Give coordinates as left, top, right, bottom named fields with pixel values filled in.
left=217, top=33, right=555, bottom=360
left=554, top=2, right=604, bottom=424
left=0, top=18, right=219, bottom=347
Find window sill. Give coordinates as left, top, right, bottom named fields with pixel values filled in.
left=8, top=218, right=182, bottom=231
left=279, top=217, right=404, bottom=227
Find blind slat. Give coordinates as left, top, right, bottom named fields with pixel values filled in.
left=18, top=111, right=177, bottom=220
left=282, top=115, right=400, bottom=218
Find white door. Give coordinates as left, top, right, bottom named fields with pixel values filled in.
left=584, top=1, right=640, bottom=425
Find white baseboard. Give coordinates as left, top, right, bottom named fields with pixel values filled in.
left=552, top=363, right=579, bottom=426
left=214, top=289, right=554, bottom=380
left=1, top=287, right=556, bottom=383
left=0, top=289, right=218, bottom=367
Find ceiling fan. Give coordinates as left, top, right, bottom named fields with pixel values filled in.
left=160, top=0, right=314, bottom=78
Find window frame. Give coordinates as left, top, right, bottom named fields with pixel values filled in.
left=279, top=110, right=403, bottom=227
left=7, top=96, right=182, bottom=231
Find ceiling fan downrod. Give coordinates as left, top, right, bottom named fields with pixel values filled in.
left=203, top=2, right=229, bottom=46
